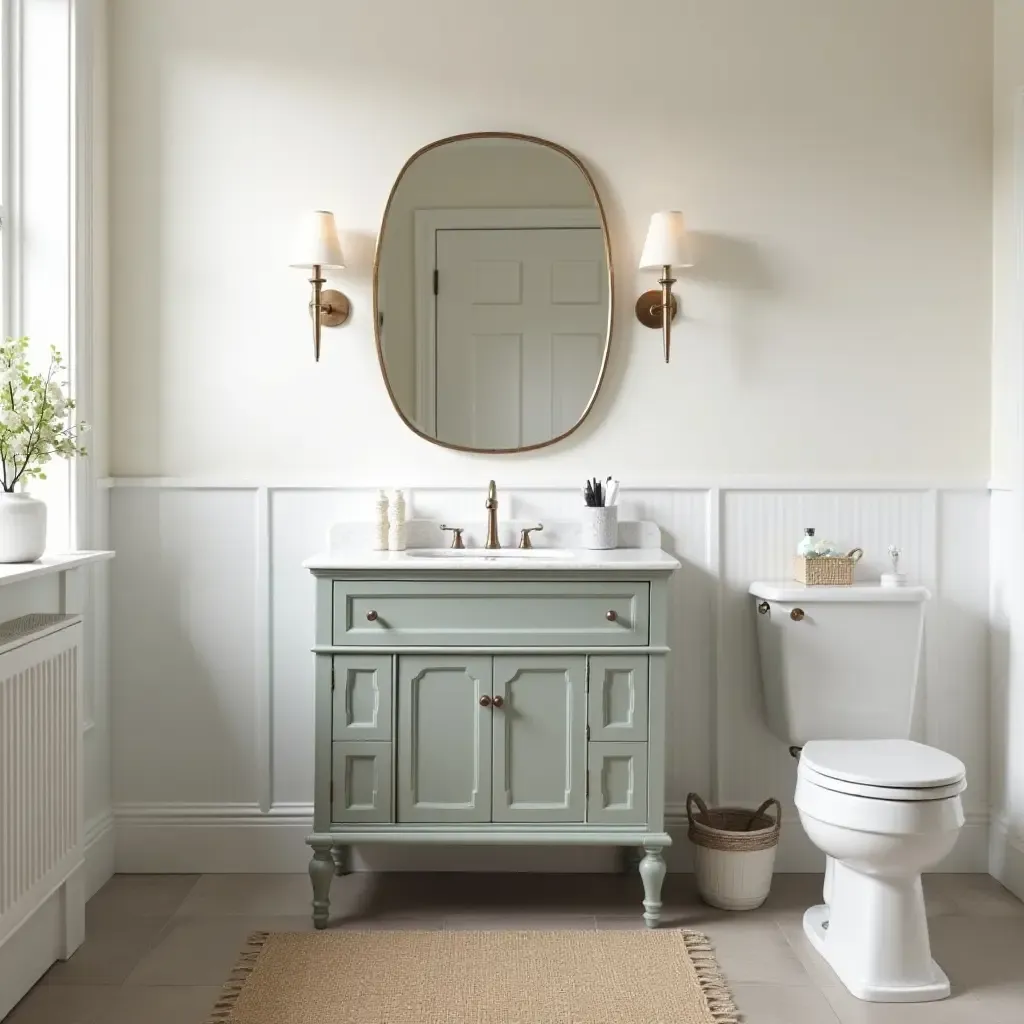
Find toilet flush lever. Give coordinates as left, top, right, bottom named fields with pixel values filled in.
left=790, top=608, right=805, bottom=621
left=757, top=601, right=770, bottom=615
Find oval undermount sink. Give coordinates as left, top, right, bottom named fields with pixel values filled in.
left=412, top=548, right=575, bottom=560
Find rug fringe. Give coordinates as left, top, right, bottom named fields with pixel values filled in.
left=203, top=932, right=270, bottom=1024
left=681, top=931, right=742, bottom=1024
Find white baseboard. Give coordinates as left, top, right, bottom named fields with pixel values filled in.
left=84, top=811, right=115, bottom=898
left=990, top=815, right=1024, bottom=900
left=112, top=804, right=990, bottom=875
left=0, top=890, right=62, bottom=1020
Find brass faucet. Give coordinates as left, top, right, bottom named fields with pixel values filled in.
left=485, top=480, right=500, bottom=549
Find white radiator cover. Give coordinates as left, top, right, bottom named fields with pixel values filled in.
left=0, top=615, right=85, bottom=1018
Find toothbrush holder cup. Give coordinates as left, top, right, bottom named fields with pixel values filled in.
left=581, top=505, right=618, bottom=550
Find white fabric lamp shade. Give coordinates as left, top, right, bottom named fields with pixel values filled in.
left=639, top=211, right=693, bottom=270
left=290, top=210, right=345, bottom=269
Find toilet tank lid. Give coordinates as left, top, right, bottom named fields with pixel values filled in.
left=749, top=581, right=930, bottom=603
left=801, top=740, right=966, bottom=789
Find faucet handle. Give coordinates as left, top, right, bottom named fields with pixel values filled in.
left=440, top=524, right=465, bottom=549
left=486, top=480, right=497, bottom=505
left=518, top=524, right=544, bottom=549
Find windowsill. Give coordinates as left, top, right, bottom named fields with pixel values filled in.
left=0, top=551, right=113, bottom=588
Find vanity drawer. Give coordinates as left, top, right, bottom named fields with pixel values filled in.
left=332, top=580, right=650, bottom=647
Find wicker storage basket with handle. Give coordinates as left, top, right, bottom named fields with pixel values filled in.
left=687, top=793, right=782, bottom=910
left=793, top=547, right=863, bottom=586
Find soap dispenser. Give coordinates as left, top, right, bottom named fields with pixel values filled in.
left=797, top=528, right=817, bottom=557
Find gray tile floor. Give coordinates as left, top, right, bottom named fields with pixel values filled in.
left=6, top=872, right=1023, bottom=1023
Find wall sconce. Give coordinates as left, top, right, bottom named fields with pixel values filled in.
left=290, top=210, right=350, bottom=362
left=635, top=211, right=693, bottom=363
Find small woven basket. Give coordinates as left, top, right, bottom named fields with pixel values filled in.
left=793, top=547, right=863, bottom=586
left=687, top=793, right=782, bottom=910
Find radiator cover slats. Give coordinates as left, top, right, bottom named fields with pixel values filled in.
left=0, top=620, right=82, bottom=945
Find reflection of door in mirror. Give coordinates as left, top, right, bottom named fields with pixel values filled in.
left=375, top=136, right=612, bottom=453
left=432, top=219, right=606, bottom=449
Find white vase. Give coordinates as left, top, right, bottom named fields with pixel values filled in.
left=0, top=492, right=47, bottom=563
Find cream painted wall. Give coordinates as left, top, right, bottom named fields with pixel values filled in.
left=109, top=0, right=992, bottom=483
left=990, top=0, right=1024, bottom=899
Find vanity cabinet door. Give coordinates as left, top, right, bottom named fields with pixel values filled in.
left=587, top=742, right=648, bottom=825
left=397, top=656, right=492, bottom=823
left=332, top=655, right=393, bottom=742
left=491, top=656, right=586, bottom=823
left=331, top=742, right=393, bottom=823
left=588, top=656, right=648, bottom=742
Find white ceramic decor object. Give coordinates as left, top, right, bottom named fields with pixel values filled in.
left=0, top=493, right=46, bottom=563
left=581, top=506, right=617, bottom=550
left=388, top=490, right=407, bottom=551
left=372, top=490, right=389, bottom=551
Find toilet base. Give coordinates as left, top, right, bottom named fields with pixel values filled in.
left=804, top=905, right=950, bottom=1003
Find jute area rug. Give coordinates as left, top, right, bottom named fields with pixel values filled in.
left=205, top=930, right=740, bottom=1024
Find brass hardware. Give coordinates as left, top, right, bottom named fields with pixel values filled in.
left=307, top=275, right=350, bottom=362
left=479, top=695, right=492, bottom=708
left=440, top=524, right=465, bottom=549
left=790, top=608, right=805, bottom=621
left=366, top=610, right=379, bottom=622
left=372, top=131, right=614, bottom=455
left=485, top=480, right=500, bottom=549
left=492, top=695, right=505, bottom=709
left=606, top=610, right=618, bottom=622
left=757, top=601, right=770, bottom=615
left=635, top=268, right=678, bottom=363
left=518, top=524, right=543, bottom=549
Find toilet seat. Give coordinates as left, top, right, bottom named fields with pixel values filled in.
left=800, top=739, right=966, bottom=802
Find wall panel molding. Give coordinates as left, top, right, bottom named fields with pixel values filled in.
left=109, top=482, right=991, bottom=873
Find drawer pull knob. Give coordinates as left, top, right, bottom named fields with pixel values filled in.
left=790, top=608, right=805, bottom=621
left=606, top=610, right=618, bottom=622
left=366, top=610, right=379, bottom=622
left=479, top=695, right=492, bottom=708
left=492, top=695, right=505, bottom=709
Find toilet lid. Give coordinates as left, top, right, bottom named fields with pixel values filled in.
left=800, top=739, right=966, bottom=790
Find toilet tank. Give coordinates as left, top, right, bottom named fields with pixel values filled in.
left=748, top=582, right=929, bottom=747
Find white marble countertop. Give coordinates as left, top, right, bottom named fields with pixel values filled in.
left=304, top=547, right=680, bottom=572
left=0, top=551, right=114, bottom=588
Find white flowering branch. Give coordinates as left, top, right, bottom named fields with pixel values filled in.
left=0, top=338, right=88, bottom=493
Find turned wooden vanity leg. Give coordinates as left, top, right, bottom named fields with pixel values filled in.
left=309, top=842, right=334, bottom=929
left=639, top=844, right=667, bottom=928
left=331, top=845, right=350, bottom=876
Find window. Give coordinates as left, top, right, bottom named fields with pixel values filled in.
left=1, top=0, right=79, bottom=552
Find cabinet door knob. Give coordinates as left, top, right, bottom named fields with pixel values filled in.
left=479, top=695, right=492, bottom=708
left=366, top=610, right=379, bottom=622
left=606, top=610, right=618, bottom=622
left=790, top=608, right=805, bottom=621
left=492, top=695, right=505, bottom=709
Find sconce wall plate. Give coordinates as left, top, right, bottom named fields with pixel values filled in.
left=310, top=288, right=350, bottom=328
left=635, top=289, right=678, bottom=330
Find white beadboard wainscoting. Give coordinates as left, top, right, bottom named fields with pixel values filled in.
left=108, top=481, right=990, bottom=874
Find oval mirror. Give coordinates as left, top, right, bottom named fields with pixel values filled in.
left=374, top=133, right=612, bottom=453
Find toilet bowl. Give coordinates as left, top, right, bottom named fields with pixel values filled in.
left=795, top=739, right=966, bottom=1002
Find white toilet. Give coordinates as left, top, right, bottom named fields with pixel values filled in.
left=749, top=581, right=966, bottom=1003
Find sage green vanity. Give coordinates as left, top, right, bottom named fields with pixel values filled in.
left=304, top=534, right=679, bottom=927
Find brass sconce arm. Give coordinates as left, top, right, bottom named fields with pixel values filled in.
left=307, top=267, right=350, bottom=362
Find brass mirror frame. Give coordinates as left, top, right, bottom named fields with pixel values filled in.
left=372, top=131, right=614, bottom=455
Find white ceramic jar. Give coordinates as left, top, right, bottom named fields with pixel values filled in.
left=0, top=492, right=46, bottom=562
left=581, top=505, right=617, bottom=550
